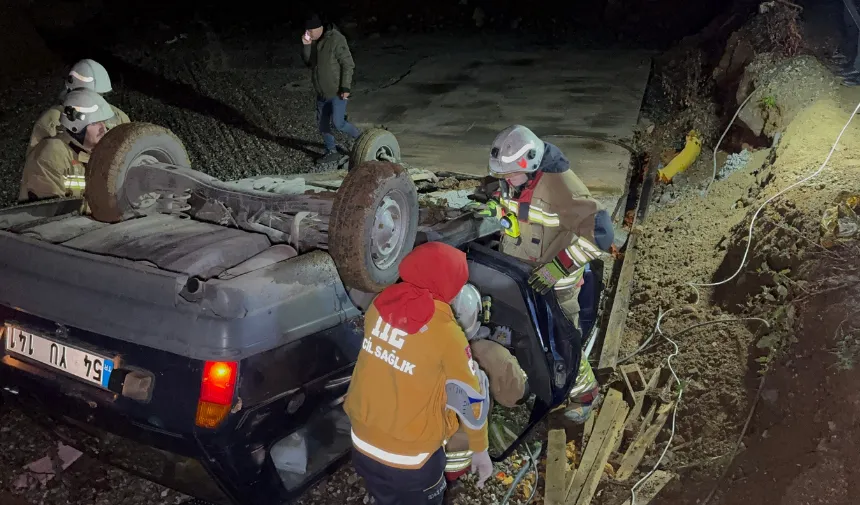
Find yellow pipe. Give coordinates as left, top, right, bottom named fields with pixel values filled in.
left=657, top=130, right=702, bottom=183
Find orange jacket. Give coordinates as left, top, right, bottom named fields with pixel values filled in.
left=344, top=301, right=490, bottom=469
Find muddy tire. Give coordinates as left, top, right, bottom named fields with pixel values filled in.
left=349, top=128, right=401, bottom=170
left=329, top=161, right=418, bottom=292
left=86, top=123, right=191, bottom=223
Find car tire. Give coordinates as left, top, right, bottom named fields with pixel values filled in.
left=329, top=161, right=418, bottom=293
left=349, top=128, right=401, bottom=171
left=86, top=123, right=191, bottom=223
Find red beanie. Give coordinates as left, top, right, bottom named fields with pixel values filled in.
left=372, top=242, right=468, bottom=333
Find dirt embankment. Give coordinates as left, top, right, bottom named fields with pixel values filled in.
left=604, top=3, right=860, bottom=504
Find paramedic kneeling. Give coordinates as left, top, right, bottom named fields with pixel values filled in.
left=344, top=242, right=493, bottom=505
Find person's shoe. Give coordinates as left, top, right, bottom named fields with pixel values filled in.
left=317, top=151, right=344, bottom=165
left=838, top=67, right=860, bottom=78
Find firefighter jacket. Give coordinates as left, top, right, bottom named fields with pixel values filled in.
left=28, top=103, right=129, bottom=155
left=497, top=142, right=612, bottom=288
left=19, top=133, right=88, bottom=202
left=344, top=301, right=490, bottom=469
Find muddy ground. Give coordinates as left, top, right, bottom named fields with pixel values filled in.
left=2, top=1, right=860, bottom=505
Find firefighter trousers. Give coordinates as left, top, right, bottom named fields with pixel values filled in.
left=555, top=285, right=598, bottom=399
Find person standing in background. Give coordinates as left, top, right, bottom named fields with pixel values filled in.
left=301, top=13, right=362, bottom=164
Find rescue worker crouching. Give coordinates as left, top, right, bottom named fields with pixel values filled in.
left=28, top=58, right=130, bottom=155
left=444, top=283, right=530, bottom=483
left=475, top=125, right=615, bottom=422
left=344, top=242, right=494, bottom=505
left=19, top=89, right=115, bottom=202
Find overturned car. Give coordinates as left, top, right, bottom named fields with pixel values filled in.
left=0, top=124, right=600, bottom=504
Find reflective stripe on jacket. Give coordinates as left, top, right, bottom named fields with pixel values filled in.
left=498, top=169, right=603, bottom=266
left=19, top=135, right=88, bottom=202
left=344, top=302, right=489, bottom=470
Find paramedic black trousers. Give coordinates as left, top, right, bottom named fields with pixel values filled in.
left=351, top=447, right=447, bottom=505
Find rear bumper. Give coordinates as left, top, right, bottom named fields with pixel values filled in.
left=0, top=357, right=231, bottom=504
left=0, top=346, right=355, bottom=505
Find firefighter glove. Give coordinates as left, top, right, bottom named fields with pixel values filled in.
left=465, top=199, right=503, bottom=219
left=529, top=236, right=604, bottom=293
left=471, top=450, right=494, bottom=488
left=528, top=258, right=570, bottom=295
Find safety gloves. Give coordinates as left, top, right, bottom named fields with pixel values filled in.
left=528, top=236, right=603, bottom=294
left=471, top=450, right=494, bottom=488
left=464, top=199, right=504, bottom=219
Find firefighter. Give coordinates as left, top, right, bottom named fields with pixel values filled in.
left=444, top=283, right=529, bottom=485
left=344, top=242, right=493, bottom=505
left=475, top=124, right=615, bottom=421
left=19, top=89, right=115, bottom=202
left=28, top=59, right=129, bottom=154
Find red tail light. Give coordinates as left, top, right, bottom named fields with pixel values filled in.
left=196, top=361, right=237, bottom=429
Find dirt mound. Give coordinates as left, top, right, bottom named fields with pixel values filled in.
left=618, top=85, right=860, bottom=504
left=736, top=55, right=837, bottom=139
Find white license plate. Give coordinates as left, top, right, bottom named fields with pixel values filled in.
left=4, top=326, right=115, bottom=388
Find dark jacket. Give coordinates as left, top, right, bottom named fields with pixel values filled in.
left=301, top=24, right=355, bottom=99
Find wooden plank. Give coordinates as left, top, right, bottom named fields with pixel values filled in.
left=565, top=389, right=626, bottom=503
left=619, top=471, right=676, bottom=505
left=597, top=232, right=638, bottom=372
left=613, top=364, right=646, bottom=453
left=544, top=429, right=569, bottom=505
left=582, top=408, right=596, bottom=448
left=573, top=401, right=631, bottom=505
left=616, top=401, right=676, bottom=482
left=623, top=367, right=663, bottom=434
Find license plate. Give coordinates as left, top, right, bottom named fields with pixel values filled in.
left=4, top=326, right=114, bottom=388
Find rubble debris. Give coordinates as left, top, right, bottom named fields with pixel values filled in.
left=718, top=149, right=753, bottom=179
left=12, top=443, right=83, bottom=489
left=820, top=192, right=860, bottom=247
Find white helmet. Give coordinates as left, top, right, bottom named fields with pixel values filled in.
left=488, top=125, right=545, bottom=177
left=60, top=89, right=115, bottom=134
left=452, top=283, right=482, bottom=340
left=65, top=59, right=113, bottom=94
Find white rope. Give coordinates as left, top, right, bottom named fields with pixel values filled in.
left=629, top=309, right=682, bottom=505
left=696, top=100, right=860, bottom=289
left=705, top=90, right=759, bottom=196
left=630, top=100, right=860, bottom=505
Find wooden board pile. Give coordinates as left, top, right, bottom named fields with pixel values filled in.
left=544, top=365, right=678, bottom=505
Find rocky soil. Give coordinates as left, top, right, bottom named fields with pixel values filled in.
left=596, top=2, right=860, bottom=503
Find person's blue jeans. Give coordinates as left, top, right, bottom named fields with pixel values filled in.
left=316, top=96, right=361, bottom=153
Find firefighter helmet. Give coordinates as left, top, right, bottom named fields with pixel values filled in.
left=488, top=125, right=545, bottom=177
left=452, top=283, right=482, bottom=340
left=60, top=89, right=115, bottom=134
left=65, top=59, right=113, bottom=94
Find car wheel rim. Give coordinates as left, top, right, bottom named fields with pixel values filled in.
left=131, top=154, right=161, bottom=166
left=375, top=145, right=396, bottom=162
left=371, top=191, right=407, bottom=270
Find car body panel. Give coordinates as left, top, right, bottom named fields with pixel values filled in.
left=0, top=201, right=589, bottom=505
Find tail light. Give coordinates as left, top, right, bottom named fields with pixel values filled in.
left=195, top=361, right=237, bottom=429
